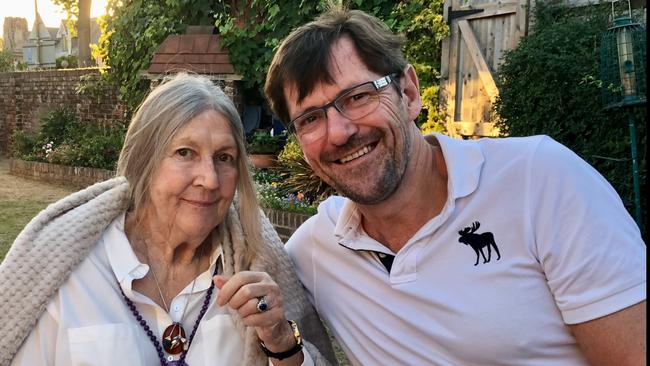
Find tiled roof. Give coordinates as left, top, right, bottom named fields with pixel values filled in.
left=147, top=33, right=237, bottom=76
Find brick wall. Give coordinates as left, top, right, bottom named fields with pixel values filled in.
left=9, top=159, right=312, bottom=239
left=0, top=68, right=126, bottom=155
left=262, top=208, right=314, bottom=243
left=0, top=69, right=245, bottom=155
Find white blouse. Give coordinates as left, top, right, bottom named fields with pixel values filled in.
left=12, top=213, right=313, bottom=366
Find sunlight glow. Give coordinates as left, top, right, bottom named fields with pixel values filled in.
left=1, top=0, right=109, bottom=31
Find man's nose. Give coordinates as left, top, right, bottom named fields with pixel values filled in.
left=325, top=106, right=357, bottom=146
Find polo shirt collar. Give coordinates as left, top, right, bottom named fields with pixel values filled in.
left=334, top=132, right=484, bottom=251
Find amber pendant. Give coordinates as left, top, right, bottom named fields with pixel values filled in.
left=162, top=322, right=188, bottom=354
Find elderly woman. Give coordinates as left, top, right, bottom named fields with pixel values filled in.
left=0, top=73, right=336, bottom=366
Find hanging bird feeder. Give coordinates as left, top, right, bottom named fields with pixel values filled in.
left=599, top=0, right=646, bottom=227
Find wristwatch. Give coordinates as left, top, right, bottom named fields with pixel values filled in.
left=260, top=320, right=303, bottom=360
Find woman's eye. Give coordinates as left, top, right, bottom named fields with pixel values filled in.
left=215, top=153, right=234, bottom=163
left=176, top=148, right=192, bottom=158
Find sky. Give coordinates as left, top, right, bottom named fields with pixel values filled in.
left=1, top=0, right=108, bottom=32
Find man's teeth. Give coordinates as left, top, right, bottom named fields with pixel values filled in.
left=340, top=146, right=372, bottom=163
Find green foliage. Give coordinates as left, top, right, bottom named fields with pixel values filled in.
left=0, top=49, right=26, bottom=72
left=214, top=0, right=448, bottom=131
left=247, top=130, right=286, bottom=154
left=98, top=0, right=218, bottom=112
left=38, top=108, right=82, bottom=145
left=56, top=54, right=79, bottom=69
left=494, top=1, right=646, bottom=229
left=75, top=72, right=119, bottom=103
left=383, top=0, right=449, bottom=132
left=11, top=130, right=40, bottom=158
left=11, top=108, right=126, bottom=170
left=255, top=180, right=318, bottom=215
left=274, top=135, right=336, bottom=204
left=253, top=165, right=319, bottom=215
left=214, top=1, right=327, bottom=91
left=214, top=0, right=448, bottom=206
left=249, top=135, right=332, bottom=214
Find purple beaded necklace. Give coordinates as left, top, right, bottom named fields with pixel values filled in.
left=119, top=264, right=219, bottom=366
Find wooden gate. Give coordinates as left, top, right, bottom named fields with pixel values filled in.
left=440, top=0, right=532, bottom=138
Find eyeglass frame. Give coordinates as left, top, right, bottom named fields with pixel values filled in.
left=286, top=73, right=400, bottom=141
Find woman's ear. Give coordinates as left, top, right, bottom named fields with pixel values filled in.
left=400, top=64, right=423, bottom=121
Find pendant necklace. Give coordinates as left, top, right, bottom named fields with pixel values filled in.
left=148, top=256, right=195, bottom=355
left=119, top=241, right=217, bottom=366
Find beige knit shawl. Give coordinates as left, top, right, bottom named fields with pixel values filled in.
left=0, top=177, right=336, bottom=366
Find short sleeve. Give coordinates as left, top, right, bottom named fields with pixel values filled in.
left=529, top=136, right=646, bottom=324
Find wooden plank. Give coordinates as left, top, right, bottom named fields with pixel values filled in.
left=460, top=39, right=474, bottom=125
left=461, top=4, right=517, bottom=20
left=458, top=19, right=499, bottom=103
left=485, top=16, right=495, bottom=70
left=493, top=13, right=505, bottom=67
left=440, top=0, right=452, bottom=79
left=443, top=0, right=462, bottom=136
left=454, top=33, right=465, bottom=123
left=514, top=0, right=528, bottom=42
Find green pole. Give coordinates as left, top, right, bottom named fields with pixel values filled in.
left=627, top=110, right=642, bottom=228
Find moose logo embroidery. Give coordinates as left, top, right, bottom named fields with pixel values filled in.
left=458, top=221, right=501, bottom=266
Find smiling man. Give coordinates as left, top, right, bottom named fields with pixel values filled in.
left=264, top=8, right=646, bottom=366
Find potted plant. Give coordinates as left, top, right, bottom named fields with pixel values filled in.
left=246, top=130, right=285, bottom=168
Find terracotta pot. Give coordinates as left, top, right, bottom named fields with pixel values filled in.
left=249, top=154, right=277, bottom=169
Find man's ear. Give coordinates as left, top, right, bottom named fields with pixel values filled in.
left=400, top=64, right=423, bottom=121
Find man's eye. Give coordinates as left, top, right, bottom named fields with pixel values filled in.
left=344, top=92, right=372, bottom=107
left=351, top=92, right=370, bottom=101
left=297, top=113, right=322, bottom=128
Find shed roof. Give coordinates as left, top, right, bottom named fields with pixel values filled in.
left=147, top=29, right=239, bottom=79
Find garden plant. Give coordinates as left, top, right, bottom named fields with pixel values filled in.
left=494, top=2, right=646, bottom=233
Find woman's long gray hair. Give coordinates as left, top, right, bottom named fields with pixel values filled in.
left=116, top=73, right=261, bottom=259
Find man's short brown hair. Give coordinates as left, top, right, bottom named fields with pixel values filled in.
left=264, top=9, right=407, bottom=124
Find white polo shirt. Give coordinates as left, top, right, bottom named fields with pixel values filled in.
left=286, top=134, right=646, bottom=366
left=12, top=213, right=314, bottom=366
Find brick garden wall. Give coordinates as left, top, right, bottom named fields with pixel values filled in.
left=262, top=208, right=313, bottom=243
left=0, top=68, right=126, bottom=155
left=9, top=159, right=310, bottom=240
left=0, top=69, right=245, bottom=156
left=9, top=158, right=115, bottom=189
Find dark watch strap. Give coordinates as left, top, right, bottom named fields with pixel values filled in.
left=260, top=320, right=303, bottom=360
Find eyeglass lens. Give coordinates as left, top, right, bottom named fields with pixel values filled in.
left=294, top=82, right=381, bottom=142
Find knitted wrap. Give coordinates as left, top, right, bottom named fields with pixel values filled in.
left=0, top=177, right=336, bottom=366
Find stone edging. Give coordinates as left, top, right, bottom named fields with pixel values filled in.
left=9, top=158, right=116, bottom=189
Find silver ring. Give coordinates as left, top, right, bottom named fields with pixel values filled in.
left=256, top=296, right=269, bottom=313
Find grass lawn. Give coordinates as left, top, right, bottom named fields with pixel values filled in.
left=0, top=158, right=74, bottom=261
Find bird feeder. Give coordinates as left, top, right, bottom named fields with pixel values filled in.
left=599, top=0, right=646, bottom=228
left=600, top=1, right=646, bottom=108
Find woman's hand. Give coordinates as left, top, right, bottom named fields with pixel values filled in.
left=214, top=271, right=301, bottom=361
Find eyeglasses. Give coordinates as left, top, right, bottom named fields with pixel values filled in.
left=288, top=73, right=399, bottom=144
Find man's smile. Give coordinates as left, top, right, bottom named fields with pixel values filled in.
left=338, top=144, right=376, bottom=164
